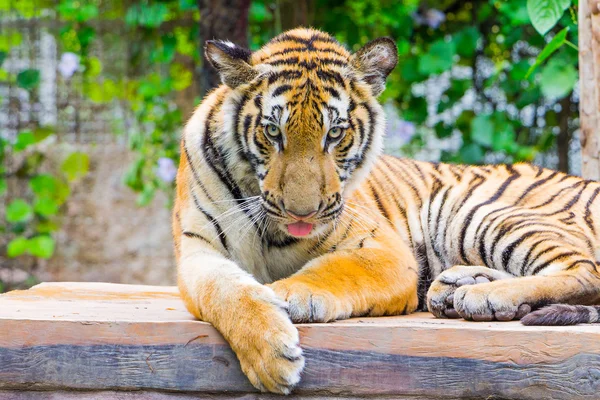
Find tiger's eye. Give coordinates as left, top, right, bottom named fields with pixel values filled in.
left=328, top=127, right=344, bottom=139
left=265, top=125, right=281, bottom=139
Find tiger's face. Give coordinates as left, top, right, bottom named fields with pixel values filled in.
left=206, top=29, right=397, bottom=238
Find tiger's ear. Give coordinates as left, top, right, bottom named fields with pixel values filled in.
left=205, top=40, right=258, bottom=88
left=350, top=37, right=398, bottom=96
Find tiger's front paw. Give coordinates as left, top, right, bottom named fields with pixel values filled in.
left=427, top=265, right=513, bottom=319
left=453, top=280, right=533, bottom=322
left=268, top=280, right=352, bottom=323
left=228, top=285, right=305, bottom=394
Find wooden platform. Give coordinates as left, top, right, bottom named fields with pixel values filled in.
left=0, top=282, right=599, bottom=399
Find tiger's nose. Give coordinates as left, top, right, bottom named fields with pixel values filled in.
left=285, top=208, right=318, bottom=221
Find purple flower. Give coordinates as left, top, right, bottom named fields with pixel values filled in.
left=156, top=157, right=177, bottom=183
left=57, top=52, right=80, bottom=79
left=413, top=9, right=446, bottom=29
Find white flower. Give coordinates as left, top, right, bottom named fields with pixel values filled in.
left=156, top=157, right=177, bottom=183
left=58, top=52, right=80, bottom=79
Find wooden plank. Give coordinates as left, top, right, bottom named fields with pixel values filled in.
left=1, top=282, right=599, bottom=399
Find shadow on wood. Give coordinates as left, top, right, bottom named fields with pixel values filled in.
left=0, top=282, right=599, bottom=399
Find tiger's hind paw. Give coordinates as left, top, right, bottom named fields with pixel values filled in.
left=427, top=265, right=513, bottom=319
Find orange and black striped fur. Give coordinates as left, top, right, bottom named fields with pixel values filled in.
left=173, top=28, right=600, bottom=393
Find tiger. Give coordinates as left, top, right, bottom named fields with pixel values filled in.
left=172, top=27, right=600, bottom=394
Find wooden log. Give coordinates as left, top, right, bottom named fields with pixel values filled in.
left=0, top=282, right=599, bottom=399
left=579, top=0, right=600, bottom=180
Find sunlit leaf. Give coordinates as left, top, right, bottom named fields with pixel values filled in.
left=526, top=27, right=569, bottom=78
left=7, top=236, right=28, bottom=258
left=527, top=0, right=571, bottom=35
left=470, top=114, right=494, bottom=148
left=28, top=235, right=55, bottom=259
left=6, top=199, right=33, bottom=223
left=540, top=58, right=577, bottom=99
left=61, top=152, right=90, bottom=181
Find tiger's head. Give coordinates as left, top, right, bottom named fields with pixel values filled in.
left=206, top=28, right=397, bottom=238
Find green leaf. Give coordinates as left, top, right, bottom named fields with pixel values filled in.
left=179, top=0, right=196, bottom=11
left=526, top=27, right=569, bottom=78
left=16, top=69, right=40, bottom=90
left=402, top=97, right=428, bottom=124
left=470, top=114, right=494, bottom=148
left=453, top=27, right=481, bottom=58
left=28, top=235, right=55, bottom=259
left=6, top=199, right=33, bottom=223
left=7, top=236, right=28, bottom=257
left=540, top=58, right=577, bottom=99
left=61, top=151, right=89, bottom=181
left=460, top=143, right=485, bottom=164
left=29, top=174, right=57, bottom=197
left=170, top=63, right=192, bottom=91
left=527, top=0, right=571, bottom=35
left=33, top=126, right=55, bottom=142
left=418, top=39, right=456, bottom=75
left=126, top=3, right=168, bottom=28
left=400, top=57, right=426, bottom=83
left=79, top=4, right=98, bottom=21
left=434, top=123, right=454, bottom=138
left=36, top=220, right=59, bottom=234
left=34, top=197, right=60, bottom=217
left=14, top=131, right=35, bottom=151
left=492, top=124, right=517, bottom=152
left=0, top=178, right=6, bottom=196
left=0, top=51, right=6, bottom=67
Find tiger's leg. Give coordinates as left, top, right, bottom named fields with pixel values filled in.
left=453, top=259, right=600, bottom=322
left=268, top=228, right=419, bottom=323
left=427, top=265, right=516, bottom=319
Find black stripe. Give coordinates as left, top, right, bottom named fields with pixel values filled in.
left=521, top=240, right=552, bottom=275
left=272, top=84, right=292, bottom=97
left=183, top=231, right=212, bottom=245
left=459, top=166, right=520, bottom=264
left=566, top=259, right=597, bottom=270
left=367, top=179, right=392, bottom=224
left=530, top=251, right=579, bottom=275
left=500, top=230, right=544, bottom=272
left=191, top=193, right=229, bottom=252
left=584, top=186, right=600, bottom=235
left=516, top=171, right=559, bottom=204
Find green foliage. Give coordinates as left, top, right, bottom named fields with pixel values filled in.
left=16, top=69, right=40, bottom=90
left=418, top=40, right=456, bottom=75
left=6, top=199, right=33, bottom=224
left=61, top=152, right=90, bottom=181
left=1, top=20, right=88, bottom=267
left=540, top=57, right=578, bottom=99
left=527, top=0, right=571, bottom=35
left=527, top=27, right=569, bottom=77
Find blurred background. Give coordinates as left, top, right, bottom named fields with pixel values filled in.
left=0, top=0, right=581, bottom=291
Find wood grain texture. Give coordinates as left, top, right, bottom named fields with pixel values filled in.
left=1, top=282, right=600, bottom=399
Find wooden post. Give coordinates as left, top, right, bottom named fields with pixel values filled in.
left=579, top=0, right=600, bottom=180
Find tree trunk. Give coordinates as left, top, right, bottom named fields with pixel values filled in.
left=198, top=0, right=251, bottom=96
left=579, top=0, right=600, bottom=180
left=557, top=96, right=572, bottom=173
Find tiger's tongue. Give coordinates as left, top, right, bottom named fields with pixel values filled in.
left=287, top=221, right=313, bottom=237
